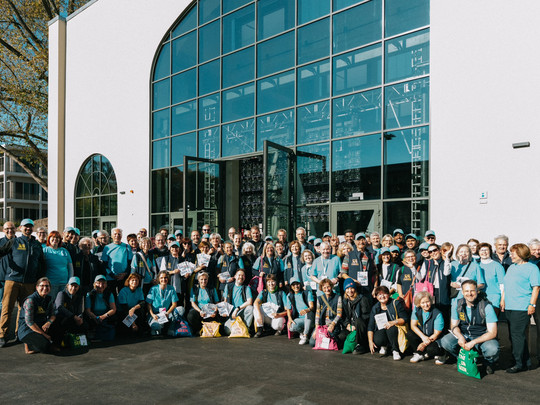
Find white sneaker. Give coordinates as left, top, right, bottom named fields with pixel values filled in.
left=393, top=350, right=402, bottom=361
left=299, top=334, right=308, bottom=345
left=410, top=353, right=424, bottom=363
left=379, top=346, right=387, bottom=356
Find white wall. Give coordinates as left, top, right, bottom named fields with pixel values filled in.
left=430, top=1, right=540, bottom=246
left=57, top=0, right=191, bottom=233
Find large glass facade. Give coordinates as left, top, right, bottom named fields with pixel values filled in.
left=75, top=154, right=118, bottom=236
left=151, top=0, right=430, bottom=235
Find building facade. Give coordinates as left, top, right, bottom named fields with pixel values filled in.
left=48, top=0, right=540, bottom=244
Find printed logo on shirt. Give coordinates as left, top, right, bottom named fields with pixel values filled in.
left=287, top=262, right=292, bottom=268
left=168, top=263, right=171, bottom=269
left=351, top=259, right=359, bottom=266
left=17, top=243, right=26, bottom=250
left=263, top=262, right=269, bottom=268
left=37, top=306, right=45, bottom=314
left=459, top=311, right=466, bottom=322
left=403, top=274, right=412, bottom=281
left=75, top=261, right=80, bottom=267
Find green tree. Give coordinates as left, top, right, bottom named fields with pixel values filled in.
left=0, top=0, right=89, bottom=191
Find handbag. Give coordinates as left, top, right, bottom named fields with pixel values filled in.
left=313, top=325, right=338, bottom=351
left=457, top=348, right=481, bottom=379
left=167, top=313, right=192, bottom=337
left=393, top=301, right=409, bottom=353
left=450, top=262, right=471, bottom=299
left=320, top=294, right=342, bottom=338
left=402, top=268, right=416, bottom=311
left=201, top=321, right=222, bottom=338
left=228, top=317, right=250, bottom=338
left=342, top=330, right=357, bottom=354
left=414, top=264, right=434, bottom=298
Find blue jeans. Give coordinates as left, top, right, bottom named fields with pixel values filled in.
left=289, top=311, right=315, bottom=335
left=440, top=332, right=499, bottom=365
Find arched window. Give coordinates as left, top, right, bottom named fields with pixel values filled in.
left=75, top=154, right=118, bottom=236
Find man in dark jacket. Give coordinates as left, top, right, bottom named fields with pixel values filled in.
left=0, top=219, right=45, bottom=347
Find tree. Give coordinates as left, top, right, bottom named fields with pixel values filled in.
left=0, top=0, right=90, bottom=192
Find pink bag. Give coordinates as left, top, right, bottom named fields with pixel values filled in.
left=414, top=280, right=434, bottom=297
left=313, top=325, right=338, bottom=351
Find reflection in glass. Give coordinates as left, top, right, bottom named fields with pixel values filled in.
left=384, top=200, right=428, bottom=236
left=172, top=31, right=196, bottom=74
left=172, top=5, right=197, bottom=38
left=152, top=139, right=169, bottom=169
left=222, top=119, right=255, bottom=156
left=384, top=126, right=428, bottom=198
left=153, top=43, right=170, bottom=81
left=257, top=32, right=294, bottom=77
left=332, top=134, right=381, bottom=201
left=153, top=109, right=169, bottom=140
left=333, top=89, right=381, bottom=138
left=199, top=127, right=220, bottom=159
left=172, top=101, right=196, bottom=134
left=257, top=0, right=295, bottom=40
left=257, top=70, right=295, bottom=114
left=222, top=82, right=254, bottom=122
left=199, top=20, right=220, bottom=63
left=151, top=214, right=170, bottom=236
left=333, top=43, right=381, bottom=96
left=172, top=68, right=196, bottom=105
left=297, top=101, right=330, bottom=144
left=199, top=0, right=220, bottom=24
left=385, top=29, right=429, bottom=83
left=298, top=0, right=329, bottom=24
left=152, top=169, right=170, bottom=213
left=153, top=79, right=170, bottom=110
left=297, top=143, right=329, bottom=205
left=265, top=144, right=292, bottom=237
left=257, top=109, right=294, bottom=151
left=198, top=93, right=220, bottom=129
left=297, top=18, right=329, bottom=64
left=224, top=0, right=251, bottom=14
left=385, top=0, right=429, bottom=37
left=385, top=77, right=429, bottom=129
left=295, top=205, right=329, bottom=238
left=223, top=46, right=254, bottom=88
left=198, top=60, right=220, bottom=96
left=223, top=4, right=255, bottom=53
left=171, top=132, right=197, bottom=166
left=171, top=166, right=184, bottom=212
left=336, top=209, right=377, bottom=235
left=297, top=59, right=330, bottom=104
left=333, top=0, right=381, bottom=54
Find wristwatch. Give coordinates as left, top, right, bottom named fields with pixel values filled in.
left=529, top=303, right=536, bottom=308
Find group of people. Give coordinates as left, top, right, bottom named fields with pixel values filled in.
left=1, top=220, right=539, bottom=376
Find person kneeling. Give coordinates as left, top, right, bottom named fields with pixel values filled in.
left=286, top=277, right=315, bottom=345
left=339, top=277, right=371, bottom=354
left=408, top=291, right=444, bottom=363
left=222, top=269, right=254, bottom=335
left=52, top=277, right=88, bottom=346
left=85, top=275, right=117, bottom=341
left=187, top=271, right=220, bottom=334
left=146, top=271, right=180, bottom=336
left=253, top=274, right=288, bottom=337
left=117, top=273, right=147, bottom=335
left=438, top=280, right=499, bottom=374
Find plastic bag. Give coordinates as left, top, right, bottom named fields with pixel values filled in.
left=168, top=314, right=192, bottom=337
left=228, top=317, right=250, bottom=338
left=201, top=321, right=222, bottom=338
left=313, top=325, right=338, bottom=351
left=457, top=348, right=481, bottom=379
left=342, top=330, right=357, bottom=354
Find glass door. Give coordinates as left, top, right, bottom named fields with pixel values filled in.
left=183, top=156, right=224, bottom=236
left=330, top=202, right=381, bottom=236
left=263, top=141, right=294, bottom=237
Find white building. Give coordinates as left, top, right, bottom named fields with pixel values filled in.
left=48, top=0, right=540, bottom=244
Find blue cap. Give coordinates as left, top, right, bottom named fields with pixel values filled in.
left=73, top=228, right=81, bottom=236
left=307, top=235, right=316, bottom=242
left=419, top=242, right=430, bottom=251
left=170, top=241, right=180, bottom=248
left=323, top=232, right=332, bottom=238
left=174, top=230, right=183, bottom=236
left=21, top=218, right=34, bottom=227
left=389, top=245, right=400, bottom=253
left=425, top=230, right=436, bottom=237
left=92, top=230, right=99, bottom=238
left=393, top=228, right=404, bottom=236
left=265, top=235, right=273, bottom=242
left=314, top=238, right=322, bottom=246
left=405, top=233, right=417, bottom=240
left=202, top=234, right=210, bottom=239
left=94, top=275, right=106, bottom=282
left=168, top=235, right=175, bottom=241
left=68, top=276, right=80, bottom=286
left=343, top=278, right=356, bottom=291
left=379, top=247, right=391, bottom=255
left=355, top=232, right=366, bottom=240
left=290, top=277, right=301, bottom=285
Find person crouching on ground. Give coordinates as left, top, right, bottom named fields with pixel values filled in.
left=339, top=277, right=371, bottom=354
left=187, top=271, right=220, bottom=333
left=286, top=277, right=315, bottom=345
left=310, top=278, right=342, bottom=346
left=85, top=275, right=117, bottom=341
left=253, top=274, right=288, bottom=337
left=437, top=280, right=499, bottom=374
left=146, top=270, right=179, bottom=336
left=407, top=291, right=444, bottom=363
left=222, top=269, right=254, bottom=335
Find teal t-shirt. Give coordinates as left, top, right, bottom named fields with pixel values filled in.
left=224, top=284, right=253, bottom=308
left=85, top=292, right=115, bottom=316
left=411, top=310, right=444, bottom=331
left=451, top=300, right=498, bottom=324
left=118, top=287, right=145, bottom=308
left=43, top=246, right=72, bottom=285
left=503, top=262, right=540, bottom=311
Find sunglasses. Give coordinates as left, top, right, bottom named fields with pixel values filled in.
left=428, top=249, right=439, bottom=253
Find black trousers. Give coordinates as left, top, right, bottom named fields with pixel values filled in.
left=506, top=310, right=530, bottom=369
left=406, top=330, right=442, bottom=357
left=20, top=332, right=50, bottom=353
left=50, top=317, right=89, bottom=345
left=373, top=327, right=399, bottom=353
left=338, top=317, right=368, bottom=349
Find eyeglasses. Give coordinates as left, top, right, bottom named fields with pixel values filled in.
left=38, top=284, right=50, bottom=288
